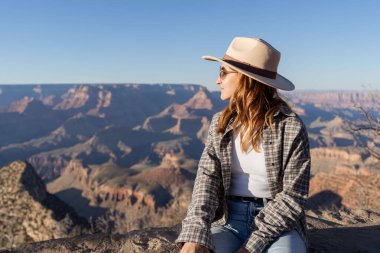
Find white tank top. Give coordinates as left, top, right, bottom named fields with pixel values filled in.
left=229, top=128, right=272, bottom=198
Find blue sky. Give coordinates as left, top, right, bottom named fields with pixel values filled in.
left=0, top=0, right=379, bottom=91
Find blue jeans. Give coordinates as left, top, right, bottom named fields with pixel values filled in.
left=211, top=199, right=306, bottom=253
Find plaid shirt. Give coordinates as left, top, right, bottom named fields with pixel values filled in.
left=175, top=105, right=311, bottom=253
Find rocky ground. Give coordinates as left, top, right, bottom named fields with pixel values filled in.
left=2, top=219, right=380, bottom=253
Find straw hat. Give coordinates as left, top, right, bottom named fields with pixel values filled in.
left=202, top=37, right=295, bottom=91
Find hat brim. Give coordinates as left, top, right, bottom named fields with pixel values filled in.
left=202, top=55, right=295, bottom=91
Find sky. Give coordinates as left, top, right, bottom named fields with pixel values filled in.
left=0, top=0, right=379, bottom=91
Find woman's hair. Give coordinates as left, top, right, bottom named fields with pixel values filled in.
left=217, top=72, right=289, bottom=152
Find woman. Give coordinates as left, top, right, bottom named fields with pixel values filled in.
left=176, top=37, right=310, bottom=253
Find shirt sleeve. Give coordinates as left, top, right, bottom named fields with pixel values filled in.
left=243, top=117, right=311, bottom=253
left=175, top=113, right=222, bottom=252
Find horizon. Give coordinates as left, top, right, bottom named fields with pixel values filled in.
left=1, top=0, right=379, bottom=91
left=0, top=82, right=377, bottom=93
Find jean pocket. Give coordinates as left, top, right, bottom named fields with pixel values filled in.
left=249, top=204, right=264, bottom=218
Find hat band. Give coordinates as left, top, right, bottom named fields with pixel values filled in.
left=222, top=54, right=277, bottom=79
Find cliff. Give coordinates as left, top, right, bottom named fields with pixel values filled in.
left=46, top=157, right=194, bottom=233
left=0, top=161, right=89, bottom=249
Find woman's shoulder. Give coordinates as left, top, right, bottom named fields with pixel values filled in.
left=276, top=105, right=307, bottom=131
left=208, top=112, right=222, bottom=132
left=211, top=111, right=222, bottom=122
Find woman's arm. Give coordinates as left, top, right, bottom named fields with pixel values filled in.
left=175, top=113, right=222, bottom=252
left=243, top=116, right=311, bottom=253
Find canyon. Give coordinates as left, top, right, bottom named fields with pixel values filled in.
left=0, top=84, right=379, bottom=251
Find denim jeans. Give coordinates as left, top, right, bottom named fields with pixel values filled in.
left=211, top=199, right=306, bottom=253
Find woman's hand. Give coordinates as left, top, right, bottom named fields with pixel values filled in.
left=236, top=247, right=250, bottom=253
left=180, top=242, right=210, bottom=253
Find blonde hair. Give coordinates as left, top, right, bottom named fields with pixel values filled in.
left=217, top=72, right=288, bottom=152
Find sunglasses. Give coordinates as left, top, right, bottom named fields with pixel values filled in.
left=219, top=67, right=237, bottom=80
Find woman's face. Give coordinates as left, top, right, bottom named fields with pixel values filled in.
left=216, top=64, right=239, bottom=100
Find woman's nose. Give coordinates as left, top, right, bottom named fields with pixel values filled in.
left=216, top=76, right=222, bottom=85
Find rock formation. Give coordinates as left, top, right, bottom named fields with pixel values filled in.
left=3, top=215, right=380, bottom=253
left=0, top=161, right=89, bottom=250
left=46, top=158, right=194, bottom=234
left=286, top=90, right=380, bottom=109
left=309, top=147, right=380, bottom=212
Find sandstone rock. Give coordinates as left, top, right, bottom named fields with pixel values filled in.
left=2, top=225, right=181, bottom=253
left=7, top=97, right=34, bottom=113
left=3, top=219, right=380, bottom=253
left=309, top=168, right=380, bottom=212
left=54, top=86, right=90, bottom=110
left=46, top=158, right=193, bottom=233
left=0, top=161, right=89, bottom=250
left=183, top=87, right=213, bottom=110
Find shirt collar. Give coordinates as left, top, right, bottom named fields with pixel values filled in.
left=274, top=104, right=295, bottom=117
